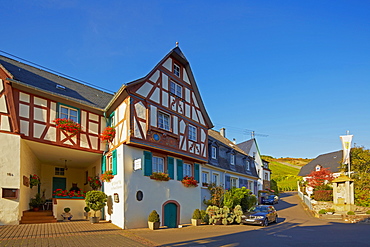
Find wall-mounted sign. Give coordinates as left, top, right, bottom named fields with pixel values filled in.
left=23, top=175, right=30, bottom=187
left=133, top=158, right=142, bottom=171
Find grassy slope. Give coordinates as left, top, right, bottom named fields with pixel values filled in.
left=262, top=156, right=312, bottom=191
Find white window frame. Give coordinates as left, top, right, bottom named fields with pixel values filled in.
left=202, top=172, right=209, bottom=186
left=315, top=165, right=321, bottom=171
left=211, top=146, right=217, bottom=159
left=230, top=153, right=235, bottom=165
left=188, top=125, right=197, bottom=141
left=59, top=105, right=79, bottom=122
left=106, top=155, right=113, bottom=171
left=174, top=64, right=180, bottom=77
left=183, top=163, right=192, bottom=177
left=158, top=111, right=170, bottom=131
left=231, top=177, right=238, bottom=188
left=246, top=160, right=250, bottom=171
left=152, top=156, right=164, bottom=173
left=212, top=173, right=219, bottom=185
left=170, top=81, right=182, bottom=98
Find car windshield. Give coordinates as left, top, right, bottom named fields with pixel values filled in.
left=250, top=206, right=269, bottom=213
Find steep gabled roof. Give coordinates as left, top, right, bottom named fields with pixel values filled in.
left=298, top=150, right=343, bottom=176
left=237, top=139, right=255, bottom=154
left=209, top=129, right=247, bottom=155
left=113, top=46, right=213, bottom=128
left=0, top=55, right=113, bottom=110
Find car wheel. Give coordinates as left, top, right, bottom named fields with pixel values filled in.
left=263, top=218, right=268, bottom=227
left=274, top=215, right=278, bottom=223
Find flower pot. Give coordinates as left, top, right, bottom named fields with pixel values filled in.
left=33, top=207, right=39, bottom=212
left=89, top=217, right=100, bottom=224
left=191, top=219, right=202, bottom=226
left=148, top=221, right=160, bottom=230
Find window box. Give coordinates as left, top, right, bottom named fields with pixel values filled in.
left=150, top=172, right=170, bottom=181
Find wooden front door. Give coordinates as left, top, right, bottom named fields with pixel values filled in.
left=164, top=203, right=177, bottom=228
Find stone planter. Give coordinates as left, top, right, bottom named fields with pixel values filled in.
left=148, top=221, right=160, bottom=230
left=191, top=219, right=202, bottom=226
left=89, top=217, right=100, bottom=224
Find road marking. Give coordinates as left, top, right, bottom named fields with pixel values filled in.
left=273, top=234, right=292, bottom=238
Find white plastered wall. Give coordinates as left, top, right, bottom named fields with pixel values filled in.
left=105, top=144, right=202, bottom=229
left=0, top=133, right=22, bottom=225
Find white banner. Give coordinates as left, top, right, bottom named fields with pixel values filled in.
left=340, top=135, right=353, bottom=164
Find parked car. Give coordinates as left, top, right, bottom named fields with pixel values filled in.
left=262, top=195, right=279, bottom=205
left=241, top=205, right=278, bottom=226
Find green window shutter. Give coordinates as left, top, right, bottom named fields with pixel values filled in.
left=101, top=155, right=106, bottom=173
left=144, top=151, right=152, bottom=176
left=167, top=157, right=174, bottom=179
left=112, top=149, right=117, bottom=175
left=177, top=159, right=183, bottom=181
left=194, top=163, right=200, bottom=182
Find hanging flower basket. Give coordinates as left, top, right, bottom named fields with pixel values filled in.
left=100, top=170, right=114, bottom=182
left=53, top=118, right=81, bottom=137
left=88, top=176, right=102, bottom=190
left=181, top=176, right=198, bottom=187
left=30, top=174, right=40, bottom=188
left=100, top=127, right=116, bottom=142
left=150, top=172, right=170, bottom=181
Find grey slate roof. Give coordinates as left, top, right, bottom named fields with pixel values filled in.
left=237, top=139, right=254, bottom=154
left=298, top=150, right=343, bottom=176
left=208, top=129, right=259, bottom=178
left=0, top=55, right=114, bottom=109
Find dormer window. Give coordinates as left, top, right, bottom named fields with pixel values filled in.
left=174, top=64, right=180, bottom=77
left=230, top=153, right=235, bottom=165
left=170, top=81, right=182, bottom=98
left=315, top=165, right=322, bottom=171
left=211, top=146, right=217, bottom=159
left=246, top=160, right=250, bottom=171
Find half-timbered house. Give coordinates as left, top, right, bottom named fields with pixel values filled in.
left=0, top=46, right=213, bottom=228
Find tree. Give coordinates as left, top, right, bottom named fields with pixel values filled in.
left=306, top=168, right=334, bottom=190
left=349, top=147, right=370, bottom=207
left=223, top=187, right=257, bottom=212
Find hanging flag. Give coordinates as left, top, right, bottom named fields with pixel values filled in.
left=340, top=135, right=353, bottom=164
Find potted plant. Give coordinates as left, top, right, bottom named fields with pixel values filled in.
left=84, top=206, right=90, bottom=219
left=191, top=209, right=202, bottom=226
left=181, top=176, right=198, bottom=187
left=85, top=191, right=107, bottom=224
left=30, top=174, right=41, bottom=188
left=61, top=207, right=73, bottom=221
left=29, top=193, right=43, bottom=211
left=148, top=210, right=160, bottom=230
left=327, top=208, right=335, bottom=215
left=88, top=176, right=102, bottom=190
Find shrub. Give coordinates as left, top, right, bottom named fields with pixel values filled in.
left=64, top=207, right=71, bottom=213
left=148, top=210, right=160, bottom=222
left=84, top=206, right=90, bottom=212
left=347, top=211, right=355, bottom=215
left=318, top=209, right=327, bottom=214
left=192, top=209, right=201, bottom=219
left=327, top=208, right=335, bottom=213
left=313, top=190, right=333, bottom=201
left=366, top=210, right=370, bottom=215
left=200, top=210, right=209, bottom=224
left=85, top=191, right=107, bottom=217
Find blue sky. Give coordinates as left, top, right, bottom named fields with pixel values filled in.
left=2, top=1, right=370, bottom=158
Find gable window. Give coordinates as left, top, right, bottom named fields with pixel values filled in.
left=315, top=165, right=321, bottom=171
left=158, top=111, right=170, bottom=131
left=174, top=64, right=180, bottom=77
left=211, top=146, right=217, bottom=159
left=59, top=104, right=79, bottom=122
left=188, top=125, right=197, bottom=141
left=183, top=163, right=192, bottom=177
left=153, top=156, right=164, bottom=173
left=230, top=153, right=235, bottom=165
left=170, top=81, right=182, bottom=97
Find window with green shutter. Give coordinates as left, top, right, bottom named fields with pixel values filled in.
left=167, top=157, right=174, bottom=179
left=112, top=149, right=117, bottom=175
left=194, top=163, right=200, bottom=182
left=101, top=155, right=106, bottom=174
left=144, top=151, right=153, bottom=176
left=176, top=159, right=183, bottom=181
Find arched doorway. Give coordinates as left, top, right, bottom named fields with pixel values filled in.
left=163, top=200, right=180, bottom=228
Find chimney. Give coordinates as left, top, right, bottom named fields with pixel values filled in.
left=220, top=128, right=226, bottom=137
left=233, top=138, right=236, bottom=144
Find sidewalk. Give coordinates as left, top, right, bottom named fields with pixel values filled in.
left=0, top=220, right=156, bottom=247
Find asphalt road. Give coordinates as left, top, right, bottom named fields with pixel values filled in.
left=127, top=192, right=370, bottom=247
